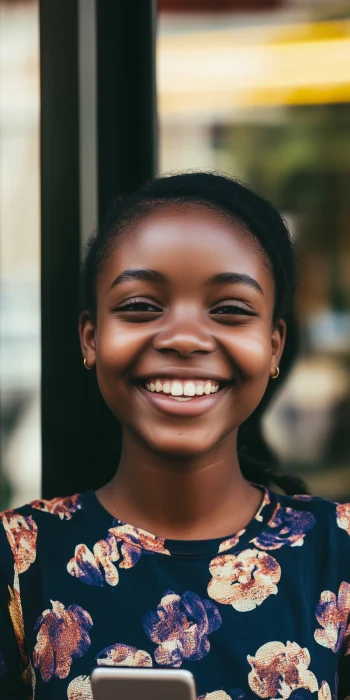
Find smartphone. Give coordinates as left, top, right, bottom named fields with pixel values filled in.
left=90, top=667, right=197, bottom=700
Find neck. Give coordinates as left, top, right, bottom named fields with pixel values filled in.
left=96, top=430, right=262, bottom=540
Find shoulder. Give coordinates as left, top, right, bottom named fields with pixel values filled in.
left=277, top=491, right=350, bottom=527
left=0, top=492, right=83, bottom=525
left=250, top=491, right=350, bottom=586
left=0, top=493, right=84, bottom=576
left=272, top=490, right=350, bottom=556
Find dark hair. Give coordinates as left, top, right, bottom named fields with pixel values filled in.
left=81, top=171, right=308, bottom=496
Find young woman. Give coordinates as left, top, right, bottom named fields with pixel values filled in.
left=0, top=173, right=349, bottom=700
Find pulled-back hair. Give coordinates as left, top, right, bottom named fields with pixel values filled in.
left=81, top=171, right=308, bottom=495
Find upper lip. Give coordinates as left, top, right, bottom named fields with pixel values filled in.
left=134, top=368, right=231, bottom=383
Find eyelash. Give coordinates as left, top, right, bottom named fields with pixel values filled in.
left=115, top=299, right=255, bottom=317
left=212, top=304, right=253, bottom=316
left=116, top=298, right=162, bottom=313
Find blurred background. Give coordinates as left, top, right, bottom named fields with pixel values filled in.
left=0, top=0, right=349, bottom=509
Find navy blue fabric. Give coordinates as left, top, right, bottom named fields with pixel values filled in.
left=0, top=487, right=349, bottom=700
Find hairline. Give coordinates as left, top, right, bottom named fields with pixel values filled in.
left=98, top=197, right=273, bottom=278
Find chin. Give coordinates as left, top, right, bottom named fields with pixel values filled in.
left=142, top=427, right=225, bottom=460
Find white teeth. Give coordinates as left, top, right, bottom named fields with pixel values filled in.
left=171, top=381, right=183, bottom=397
left=183, top=381, right=196, bottom=397
left=144, top=379, right=221, bottom=397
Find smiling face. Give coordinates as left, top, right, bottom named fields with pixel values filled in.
left=80, top=203, right=286, bottom=458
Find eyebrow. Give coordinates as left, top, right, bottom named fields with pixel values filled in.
left=109, top=268, right=167, bottom=290
left=207, top=272, right=264, bottom=296
left=109, top=268, right=263, bottom=296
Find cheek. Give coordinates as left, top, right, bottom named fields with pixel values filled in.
left=225, top=326, right=272, bottom=378
left=96, top=323, right=149, bottom=374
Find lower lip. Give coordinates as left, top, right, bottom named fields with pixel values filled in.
left=136, top=385, right=230, bottom=417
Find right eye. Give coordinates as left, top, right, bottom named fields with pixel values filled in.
left=114, top=298, right=163, bottom=316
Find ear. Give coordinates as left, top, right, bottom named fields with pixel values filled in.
left=79, top=311, right=96, bottom=369
left=270, top=319, right=286, bottom=377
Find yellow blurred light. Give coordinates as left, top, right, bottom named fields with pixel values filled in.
left=157, top=20, right=350, bottom=117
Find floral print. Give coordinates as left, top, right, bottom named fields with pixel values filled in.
left=292, top=495, right=314, bottom=501
left=219, top=531, right=246, bottom=553
left=108, top=522, right=171, bottom=566
left=218, top=491, right=271, bottom=553
left=255, top=489, right=271, bottom=521
left=1, top=488, right=350, bottom=700
left=143, top=590, right=221, bottom=667
left=199, top=693, right=237, bottom=700
left=343, top=621, right=350, bottom=655
left=251, top=505, right=316, bottom=550
left=336, top=503, right=350, bottom=536
left=199, top=691, right=245, bottom=700
left=67, top=675, right=93, bottom=699
left=208, top=549, right=280, bottom=611
left=67, top=538, right=120, bottom=587
left=67, top=523, right=170, bottom=587
left=33, top=601, right=92, bottom=681
left=198, top=694, right=232, bottom=700
left=318, top=681, right=332, bottom=700
left=247, top=641, right=318, bottom=699
left=314, top=582, right=350, bottom=652
left=31, top=494, right=82, bottom=520
left=8, top=571, right=33, bottom=687
left=96, top=642, right=153, bottom=667
left=0, top=510, right=37, bottom=574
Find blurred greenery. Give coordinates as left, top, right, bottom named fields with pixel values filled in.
left=220, top=104, right=350, bottom=312
left=215, top=103, right=350, bottom=498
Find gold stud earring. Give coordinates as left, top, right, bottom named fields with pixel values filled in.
left=271, top=367, right=280, bottom=380
left=83, top=358, right=92, bottom=370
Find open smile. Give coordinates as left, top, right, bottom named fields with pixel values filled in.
left=136, top=377, right=231, bottom=417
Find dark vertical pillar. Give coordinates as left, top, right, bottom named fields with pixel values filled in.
left=96, top=0, right=158, bottom=219
left=40, top=0, right=84, bottom=499
left=40, top=0, right=157, bottom=499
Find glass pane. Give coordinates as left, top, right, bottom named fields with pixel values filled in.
left=0, top=0, right=41, bottom=509
left=157, top=0, right=350, bottom=501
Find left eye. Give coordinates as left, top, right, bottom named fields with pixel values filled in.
left=211, top=305, right=252, bottom=315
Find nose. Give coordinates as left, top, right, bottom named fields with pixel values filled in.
left=152, top=309, right=216, bottom=357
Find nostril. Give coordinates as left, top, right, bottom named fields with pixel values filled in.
left=156, top=346, right=213, bottom=357
left=152, top=327, right=216, bottom=356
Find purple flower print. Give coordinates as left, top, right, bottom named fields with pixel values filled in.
left=251, top=505, right=316, bottom=550
left=198, top=690, right=246, bottom=700
left=33, top=601, right=92, bottom=681
left=314, top=581, right=350, bottom=653
left=31, top=494, right=82, bottom=520
left=67, top=523, right=170, bottom=587
left=96, top=643, right=152, bottom=667
left=143, top=590, right=222, bottom=668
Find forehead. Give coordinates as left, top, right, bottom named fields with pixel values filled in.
left=99, top=203, right=273, bottom=291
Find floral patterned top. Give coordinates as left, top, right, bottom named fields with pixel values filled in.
left=0, top=486, right=350, bottom=700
